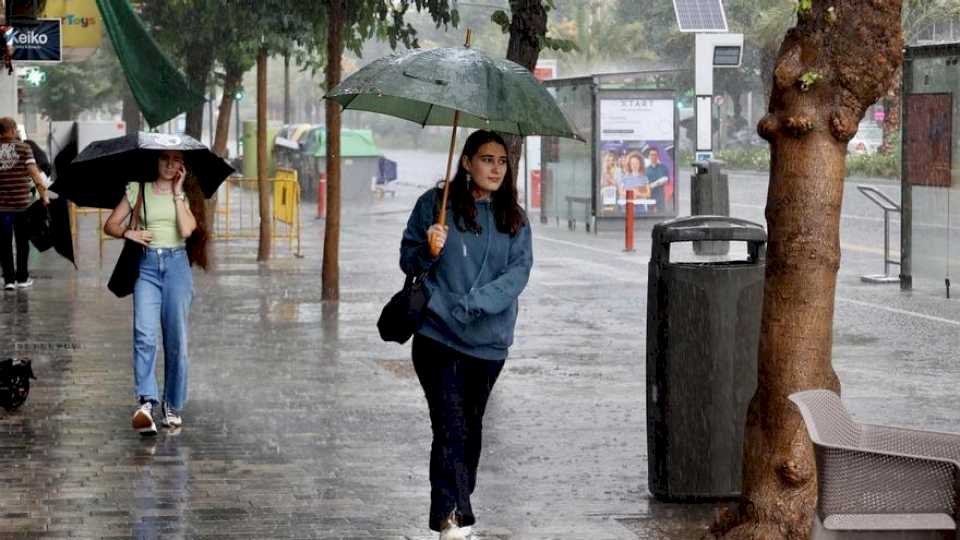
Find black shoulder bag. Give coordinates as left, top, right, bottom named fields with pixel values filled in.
left=378, top=270, right=431, bottom=344
left=107, top=182, right=146, bottom=298
left=378, top=223, right=491, bottom=344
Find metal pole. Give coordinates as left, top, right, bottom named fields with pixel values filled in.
left=900, top=49, right=913, bottom=290
left=624, top=189, right=634, bottom=252
left=235, top=101, right=240, bottom=159
left=883, top=208, right=890, bottom=276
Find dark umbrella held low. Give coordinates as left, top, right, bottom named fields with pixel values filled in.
left=26, top=197, right=76, bottom=269
left=50, top=132, right=234, bottom=209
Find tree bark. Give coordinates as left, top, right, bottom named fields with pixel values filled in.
left=880, top=66, right=902, bottom=154
left=322, top=0, right=344, bottom=302
left=715, top=2, right=903, bottom=538
left=121, top=84, right=141, bottom=135
left=503, top=0, right=547, bottom=194
left=256, top=46, right=271, bottom=262
left=213, top=66, right=243, bottom=159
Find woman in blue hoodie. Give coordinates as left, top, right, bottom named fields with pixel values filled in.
left=400, top=130, right=533, bottom=540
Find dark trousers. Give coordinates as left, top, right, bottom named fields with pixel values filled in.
left=0, top=212, right=29, bottom=284
left=412, top=334, right=504, bottom=532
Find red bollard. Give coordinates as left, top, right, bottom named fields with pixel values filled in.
left=624, top=189, right=635, bottom=252
left=316, top=171, right=327, bottom=219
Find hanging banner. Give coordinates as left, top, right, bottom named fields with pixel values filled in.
left=12, top=19, right=62, bottom=63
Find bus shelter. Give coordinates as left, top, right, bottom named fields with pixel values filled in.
left=902, top=44, right=960, bottom=296
left=540, top=71, right=681, bottom=232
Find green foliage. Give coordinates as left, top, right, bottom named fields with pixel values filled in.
left=797, top=0, right=812, bottom=14
left=679, top=139, right=902, bottom=178
left=799, top=71, right=822, bottom=91
left=28, top=43, right=123, bottom=120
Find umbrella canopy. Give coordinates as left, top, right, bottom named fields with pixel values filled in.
left=51, top=132, right=234, bottom=209
left=326, top=47, right=581, bottom=140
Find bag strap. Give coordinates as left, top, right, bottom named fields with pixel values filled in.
left=129, top=182, right=145, bottom=230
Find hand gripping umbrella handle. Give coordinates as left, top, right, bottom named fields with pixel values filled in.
left=430, top=29, right=472, bottom=259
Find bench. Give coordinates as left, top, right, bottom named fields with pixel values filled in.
left=371, top=176, right=398, bottom=199
left=789, top=389, right=960, bottom=539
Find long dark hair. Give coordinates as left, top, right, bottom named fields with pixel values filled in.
left=438, top=130, right=527, bottom=237
left=183, top=172, right=209, bottom=270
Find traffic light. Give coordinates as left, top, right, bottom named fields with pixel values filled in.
left=234, top=87, right=244, bottom=101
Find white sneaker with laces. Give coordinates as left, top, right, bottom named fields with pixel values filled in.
left=160, top=402, right=182, bottom=428
left=132, top=402, right=157, bottom=436
left=15, top=278, right=33, bottom=289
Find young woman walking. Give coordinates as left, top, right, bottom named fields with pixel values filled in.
left=400, top=130, right=533, bottom=539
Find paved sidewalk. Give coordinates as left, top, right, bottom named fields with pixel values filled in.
left=1, top=179, right=958, bottom=539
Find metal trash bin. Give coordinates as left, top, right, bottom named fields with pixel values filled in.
left=646, top=216, right=766, bottom=501
left=690, top=161, right=730, bottom=255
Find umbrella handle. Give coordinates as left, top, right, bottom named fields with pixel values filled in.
left=429, top=28, right=471, bottom=258
left=430, top=109, right=461, bottom=258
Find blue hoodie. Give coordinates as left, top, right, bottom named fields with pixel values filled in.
left=400, top=188, right=533, bottom=361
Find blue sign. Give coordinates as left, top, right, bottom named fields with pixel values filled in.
left=12, top=19, right=62, bottom=63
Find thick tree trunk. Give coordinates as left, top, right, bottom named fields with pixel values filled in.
left=322, top=0, right=344, bottom=302
left=121, top=85, right=140, bottom=135
left=184, top=50, right=213, bottom=140
left=880, top=67, right=902, bottom=154
left=256, top=46, right=271, bottom=262
left=715, top=2, right=903, bottom=538
left=504, top=0, right=547, bottom=190
left=213, top=67, right=243, bottom=159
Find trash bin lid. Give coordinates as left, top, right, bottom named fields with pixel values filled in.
left=653, top=216, right=766, bottom=245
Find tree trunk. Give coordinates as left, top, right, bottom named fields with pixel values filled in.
left=715, top=2, right=903, bottom=538
left=121, top=84, right=141, bottom=135
left=880, top=67, right=902, bottom=154
left=213, top=66, right=243, bottom=159
left=184, top=49, right=213, bottom=140
left=322, top=0, right=344, bottom=302
left=504, top=0, right=547, bottom=189
left=284, top=52, right=291, bottom=125
left=256, top=46, right=271, bottom=262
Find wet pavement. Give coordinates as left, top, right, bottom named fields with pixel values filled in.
left=1, top=169, right=959, bottom=539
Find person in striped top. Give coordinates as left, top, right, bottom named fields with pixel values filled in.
left=0, top=117, right=49, bottom=290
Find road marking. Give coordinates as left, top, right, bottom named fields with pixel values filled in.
left=534, top=234, right=648, bottom=263
left=837, top=297, right=960, bottom=327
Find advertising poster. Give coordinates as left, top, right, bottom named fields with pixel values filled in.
left=598, top=98, right=676, bottom=218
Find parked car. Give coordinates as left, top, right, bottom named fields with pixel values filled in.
left=848, top=122, right=883, bottom=155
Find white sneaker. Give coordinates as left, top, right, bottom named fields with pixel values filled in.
left=160, top=402, right=182, bottom=428
left=132, top=402, right=157, bottom=436
left=15, top=278, right=33, bottom=289
left=438, top=513, right=468, bottom=540
left=459, top=525, right=473, bottom=538
left=3, top=282, right=14, bottom=291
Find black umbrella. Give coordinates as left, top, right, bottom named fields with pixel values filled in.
left=26, top=198, right=76, bottom=269
left=50, top=132, right=234, bottom=209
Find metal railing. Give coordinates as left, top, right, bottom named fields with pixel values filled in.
left=857, top=184, right=901, bottom=284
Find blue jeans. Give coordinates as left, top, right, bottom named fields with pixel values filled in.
left=132, top=247, right=193, bottom=409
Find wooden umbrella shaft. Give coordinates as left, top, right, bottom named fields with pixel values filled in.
left=437, top=110, right=461, bottom=227
left=429, top=29, right=471, bottom=258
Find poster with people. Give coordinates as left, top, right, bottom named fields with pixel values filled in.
left=598, top=97, right=677, bottom=218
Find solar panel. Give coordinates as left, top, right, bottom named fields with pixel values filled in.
left=673, top=0, right=728, bottom=32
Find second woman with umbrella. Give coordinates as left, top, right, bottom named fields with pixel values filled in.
left=103, top=149, right=209, bottom=436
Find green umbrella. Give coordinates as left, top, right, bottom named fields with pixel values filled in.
left=326, top=30, right=581, bottom=256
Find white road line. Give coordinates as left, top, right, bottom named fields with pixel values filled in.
left=837, top=297, right=960, bottom=327
left=534, top=234, right=648, bottom=263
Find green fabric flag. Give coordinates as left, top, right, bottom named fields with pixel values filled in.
left=96, top=0, right=205, bottom=127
